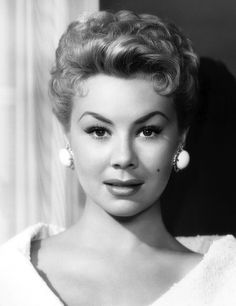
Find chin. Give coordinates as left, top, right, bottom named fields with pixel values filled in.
left=104, top=200, right=151, bottom=218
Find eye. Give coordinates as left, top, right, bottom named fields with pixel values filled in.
left=84, top=125, right=110, bottom=139
left=138, top=125, right=162, bottom=139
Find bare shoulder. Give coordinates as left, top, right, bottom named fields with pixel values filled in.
left=167, top=249, right=203, bottom=281
left=30, top=231, right=69, bottom=275
left=30, top=234, right=71, bottom=303
left=31, top=234, right=56, bottom=266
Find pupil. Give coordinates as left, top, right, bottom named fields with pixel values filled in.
left=143, top=128, right=152, bottom=136
left=96, top=129, right=105, bottom=136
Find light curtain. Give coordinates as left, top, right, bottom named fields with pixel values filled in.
left=0, top=0, right=98, bottom=244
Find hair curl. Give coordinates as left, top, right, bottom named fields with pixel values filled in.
left=49, top=10, right=198, bottom=131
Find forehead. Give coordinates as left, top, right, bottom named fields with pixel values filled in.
left=72, top=74, right=176, bottom=122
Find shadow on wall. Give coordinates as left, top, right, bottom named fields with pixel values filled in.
left=162, top=57, right=236, bottom=237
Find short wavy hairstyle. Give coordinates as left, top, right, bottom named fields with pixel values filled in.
left=50, top=10, right=198, bottom=131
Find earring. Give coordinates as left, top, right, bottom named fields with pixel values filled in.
left=173, top=145, right=190, bottom=172
left=59, top=143, right=74, bottom=170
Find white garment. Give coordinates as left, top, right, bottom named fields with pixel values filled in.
left=0, top=223, right=236, bottom=306
left=0, top=223, right=64, bottom=306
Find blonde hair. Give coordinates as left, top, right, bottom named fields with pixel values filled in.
left=50, top=10, right=198, bottom=131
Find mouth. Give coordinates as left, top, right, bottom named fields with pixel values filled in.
left=103, top=179, right=144, bottom=196
left=103, top=179, right=144, bottom=187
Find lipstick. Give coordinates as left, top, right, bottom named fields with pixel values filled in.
left=104, top=179, right=143, bottom=196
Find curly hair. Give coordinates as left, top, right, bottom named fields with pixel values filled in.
left=49, top=10, right=198, bottom=131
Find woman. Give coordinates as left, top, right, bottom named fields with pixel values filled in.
left=1, top=10, right=236, bottom=306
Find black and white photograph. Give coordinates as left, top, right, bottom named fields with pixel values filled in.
left=0, top=0, right=236, bottom=305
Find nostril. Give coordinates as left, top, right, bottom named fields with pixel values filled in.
left=112, top=162, right=136, bottom=169
left=110, top=142, right=138, bottom=169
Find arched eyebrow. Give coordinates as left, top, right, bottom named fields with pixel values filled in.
left=79, top=111, right=169, bottom=125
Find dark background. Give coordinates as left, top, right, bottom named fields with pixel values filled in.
left=100, top=0, right=236, bottom=236
left=100, top=0, right=236, bottom=77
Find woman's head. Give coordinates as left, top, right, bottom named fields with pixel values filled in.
left=50, top=10, right=198, bottom=133
left=50, top=10, right=198, bottom=217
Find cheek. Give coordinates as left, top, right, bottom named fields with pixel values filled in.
left=141, top=141, right=176, bottom=171
left=157, top=149, right=175, bottom=176
left=72, top=140, right=107, bottom=181
left=149, top=147, right=175, bottom=196
left=139, top=139, right=178, bottom=187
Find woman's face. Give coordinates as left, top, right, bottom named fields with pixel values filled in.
left=69, top=74, right=184, bottom=217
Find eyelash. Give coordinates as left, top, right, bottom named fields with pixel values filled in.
left=84, top=125, right=163, bottom=140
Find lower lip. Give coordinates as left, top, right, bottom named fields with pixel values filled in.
left=105, top=184, right=142, bottom=196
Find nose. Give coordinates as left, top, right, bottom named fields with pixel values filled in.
left=110, top=136, right=138, bottom=170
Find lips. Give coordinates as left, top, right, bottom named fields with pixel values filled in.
left=104, top=179, right=143, bottom=197
left=103, top=179, right=144, bottom=187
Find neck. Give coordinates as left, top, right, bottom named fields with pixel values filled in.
left=67, top=198, right=184, bottom=253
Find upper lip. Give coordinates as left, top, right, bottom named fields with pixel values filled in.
left=104, top=179, right=144, bottom=187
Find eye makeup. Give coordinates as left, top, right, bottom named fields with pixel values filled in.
left=83, top=124, right=163, bottom=140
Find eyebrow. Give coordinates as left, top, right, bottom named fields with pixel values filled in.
left=79, top=111, right=169, bottom=125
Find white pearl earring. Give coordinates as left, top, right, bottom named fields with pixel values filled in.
left=59, top=143, right=74, bottom=170
left=173, top=145, right=190, bottom=172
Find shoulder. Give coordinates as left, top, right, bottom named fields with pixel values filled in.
left=177, top=234, right=236, bottom=279
left=159, top=235, right=236, bottom=305
left=202, top=235, right=236, bottom=276
left=0, top=223, right=64, bottom=258
left=0, top=223, right=65, bottom=305
left=177, top=234, right=236, bottom=254
left=197, top=235, right=236, bottom=304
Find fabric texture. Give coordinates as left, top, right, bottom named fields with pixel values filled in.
left=0, top=223, right=236, bottom=306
